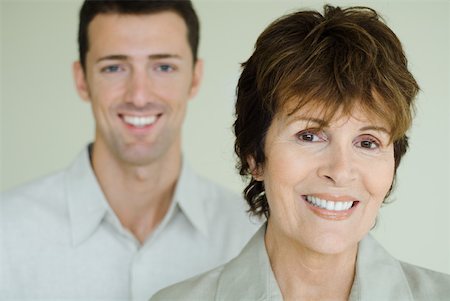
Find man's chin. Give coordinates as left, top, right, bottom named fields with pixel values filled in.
left=119, top=152, right=158, bottom=167
left=117, top=144, right=169, bottom=167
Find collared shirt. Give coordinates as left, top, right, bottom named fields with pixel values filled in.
left=151, top=224, right=450, bottom=301
left=0, top=146, right=260, bottom=301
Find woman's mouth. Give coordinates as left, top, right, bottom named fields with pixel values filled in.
left=305, top=195, right=357, bottom=211
left=303, top=195, right=359, bottom=220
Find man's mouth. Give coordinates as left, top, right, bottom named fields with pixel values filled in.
left=120, top=114, right=159, bottom=128
left=304, top=195, right=358, bottom=212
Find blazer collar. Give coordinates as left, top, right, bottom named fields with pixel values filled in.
left=351, top=234, right=414, bottom=301
left=216, top=224, right=283, bottom=301
left=215, top=224, right=413, bottom=301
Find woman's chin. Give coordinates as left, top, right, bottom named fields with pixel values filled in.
left=267, top=221, right=362, bottom=257
left=306, top=235, right=359, bottom=256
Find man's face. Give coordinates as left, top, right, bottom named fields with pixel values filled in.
left=74, top=12, right=202, bottom=166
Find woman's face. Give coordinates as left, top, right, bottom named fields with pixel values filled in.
left=258, top=105, right=395, bottom=255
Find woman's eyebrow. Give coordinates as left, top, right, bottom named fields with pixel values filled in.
left=359, top=126, right=390, bottom=134
left=286, top=116, right=328, bottom=127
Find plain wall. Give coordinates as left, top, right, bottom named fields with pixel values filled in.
left=1, top=0, right=449, bottom=274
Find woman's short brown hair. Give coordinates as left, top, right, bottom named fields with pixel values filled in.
left=234, top=5, right=419, bottom=218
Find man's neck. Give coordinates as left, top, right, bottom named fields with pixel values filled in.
left=90, top=143, right=182, bottom=244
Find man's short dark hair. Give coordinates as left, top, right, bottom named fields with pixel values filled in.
left=78, top=0, right=200, bottom=70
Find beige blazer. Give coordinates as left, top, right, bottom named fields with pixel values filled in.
left=151, top=225, right=450, bottom=301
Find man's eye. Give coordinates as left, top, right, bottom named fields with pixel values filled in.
left=101, top=65, right=122, bottom=73
left=156, top=64, right=175, bottom=72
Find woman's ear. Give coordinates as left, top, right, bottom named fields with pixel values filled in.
left=247, top=156, right=264, bottom=181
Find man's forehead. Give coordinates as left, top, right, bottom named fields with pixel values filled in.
left=88, top=10, right=187, bottom=35
left=86, top=11, right=191, bottom=59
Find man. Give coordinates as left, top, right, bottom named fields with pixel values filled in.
left=0, top=1, right=258, bottom=300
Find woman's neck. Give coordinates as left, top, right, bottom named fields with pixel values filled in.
left=265, top=222, right=357, bottom=301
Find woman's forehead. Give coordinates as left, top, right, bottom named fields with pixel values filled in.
left=278, top=98, right=391, bottom=130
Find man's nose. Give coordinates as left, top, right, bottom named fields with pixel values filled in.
left=125, top=69, right=153, bottom=107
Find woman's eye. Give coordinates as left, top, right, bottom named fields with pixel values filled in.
left=296, top=131, right=323, bottom=142
left=358, top=138, right=380, bottom=149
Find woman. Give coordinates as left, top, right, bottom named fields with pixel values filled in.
left=151, top=5, right=450, bottom=301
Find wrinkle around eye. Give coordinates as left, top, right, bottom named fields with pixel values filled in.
left=358, top=140, right=379, bottom=149
left=295, top=129, right=326, bottom=143
left=355, top=134, right=383, bottom=150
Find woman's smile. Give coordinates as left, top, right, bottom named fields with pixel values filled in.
left=260, top=107, right=395, bottom=255
left=302, top=194, right=360, bottom=221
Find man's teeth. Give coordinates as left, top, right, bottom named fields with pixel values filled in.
left=305, top=196, right=354, bottom=211
left=123, top=115, right=157, bottom=127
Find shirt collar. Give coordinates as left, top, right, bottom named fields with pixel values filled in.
left=216, top=223, right=283, bottom=300
left=66, top=148, right=210, bottom=246
left=173, top=159, right=209, bottom=237
left=66, top=146, right=109, bottom=246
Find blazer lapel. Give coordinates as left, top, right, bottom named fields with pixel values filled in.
left=216, top=224, right=283, bottom=301
left=351, top=234, right=413, bottom=301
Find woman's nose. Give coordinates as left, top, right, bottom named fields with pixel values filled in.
left=317, top=144, right=357, bottom=186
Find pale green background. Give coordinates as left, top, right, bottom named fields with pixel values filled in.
left=1, top=0, right=449, bottom=275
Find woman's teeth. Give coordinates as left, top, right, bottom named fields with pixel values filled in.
left=305, top=195, right=354, bottom=211
left=123, top=115, right=157, bottom=127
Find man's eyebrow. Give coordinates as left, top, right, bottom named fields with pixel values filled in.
left=148, top=53, right=182, bottom=60
left=95, top=53, right=182, bottom=64
left=96, top=55, right=127, bottom=63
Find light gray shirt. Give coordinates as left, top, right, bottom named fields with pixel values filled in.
left=151, top=224, right=450, bottom=301
left=0, top=146, right=260, bottom=301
